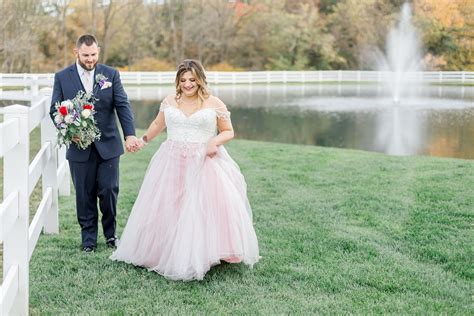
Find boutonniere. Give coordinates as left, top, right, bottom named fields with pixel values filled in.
left=95, top=74, right=112, bottom=90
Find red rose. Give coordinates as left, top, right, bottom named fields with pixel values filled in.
left=59, top=106, right=68, bottom=116
left=83, top=104, right=94, bottom=110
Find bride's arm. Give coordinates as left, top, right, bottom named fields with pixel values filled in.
left=140, top=111, right=166, bottom=145
left=213, top=118, right=234, bottom=145
left=206, top=98, right=234, bottom=158
left=206, top=118, right=234, bottom=158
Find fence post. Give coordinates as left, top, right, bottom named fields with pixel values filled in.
left=57, top=148, right=70, bottom=196
left=39, top=88, right=70, bottom=197
left=3, top=105, right=30, bottom=316
left=30, top=75, right=39, bottom=97
left=40, top=95, right=60, bottom=234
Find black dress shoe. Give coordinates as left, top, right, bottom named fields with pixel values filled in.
left=82, top=246, right=96, bottom=253
left=106, top=236, right=119, bottom=249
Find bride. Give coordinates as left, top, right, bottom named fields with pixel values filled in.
left=110, top=59, right=260, bottom=281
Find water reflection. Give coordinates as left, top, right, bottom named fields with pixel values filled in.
left=131, top=84, right=474, bottom=160
left=125, top=83, right=473, bottom=103
left=374, top=105, right=424, bottom=155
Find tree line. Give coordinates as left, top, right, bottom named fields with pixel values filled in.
left=0, top=0, right=472, bottom=73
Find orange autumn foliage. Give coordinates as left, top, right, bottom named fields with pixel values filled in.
left=414, top=0, right=465, bottom=28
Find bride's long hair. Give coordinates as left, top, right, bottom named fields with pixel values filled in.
left=175, top=59, right=210, bottom=108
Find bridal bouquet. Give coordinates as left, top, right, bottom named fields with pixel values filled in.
left=53, top=91, right=101, bottom=149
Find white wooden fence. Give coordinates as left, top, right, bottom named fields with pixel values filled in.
left=0, top=71, right=472, bottom=97
left=0, top=92, right=70, bottom=315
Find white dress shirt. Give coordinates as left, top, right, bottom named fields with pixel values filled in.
left=76, top=61, right=95, bottom=93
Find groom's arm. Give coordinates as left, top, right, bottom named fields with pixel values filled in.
left=111, top=69, right=136, bottom=139
left=50, top=73, right=63, bottom=122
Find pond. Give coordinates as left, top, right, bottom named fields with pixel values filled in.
left=126, top=83, right=474, bottom=160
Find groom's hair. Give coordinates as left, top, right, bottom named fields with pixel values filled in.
left=76, top=34, right=98, bottom=48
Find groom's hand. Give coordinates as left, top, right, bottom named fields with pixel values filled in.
left=125, top=136, right=141, bottom=153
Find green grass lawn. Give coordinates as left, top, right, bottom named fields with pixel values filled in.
left=26, top=133, right=473, bottom=314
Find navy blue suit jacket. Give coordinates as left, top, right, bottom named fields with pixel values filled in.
left=50, top=64, right=135, bottom=162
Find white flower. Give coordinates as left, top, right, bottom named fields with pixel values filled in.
left=64, top=114, right=74, bottom=124
left=61, top=100, right=74, bottom=109
left=54, top=115, right=63, bottom=124
left=81, top=109, right=92, bottom=119
left=95, top=74, right=107, bottom=83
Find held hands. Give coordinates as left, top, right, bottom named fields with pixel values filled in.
left=125, top=136, right=144, bottom=153
left=72, top=135, right=142, bottom=152
left=126, top=136, right=218, bottom=156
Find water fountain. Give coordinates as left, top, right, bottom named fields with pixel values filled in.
left=376, top=2, right=424, bottom=104
left=374, top=2, right=425, bottom=155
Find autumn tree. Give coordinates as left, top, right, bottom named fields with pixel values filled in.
left=414, top=0, right=473, bottom=70
left=0, top=0, right=43, bottom=72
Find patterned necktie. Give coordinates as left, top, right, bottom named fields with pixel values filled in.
left=82, top=70, right=93, bottom=93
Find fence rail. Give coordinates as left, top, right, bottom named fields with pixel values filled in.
left=118, top=71, right=474, bottom=85
left=0, top=71, right=472, bottom=97
left=0, top=93, right=70, bottom=315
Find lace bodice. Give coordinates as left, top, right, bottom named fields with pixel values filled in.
left=160, top=95, right=231, bottom=144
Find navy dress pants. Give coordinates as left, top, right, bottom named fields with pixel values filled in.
left=68, top=144, right=119, bottom=248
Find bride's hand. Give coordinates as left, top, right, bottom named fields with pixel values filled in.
left=206, top=140, right=218, bottom=158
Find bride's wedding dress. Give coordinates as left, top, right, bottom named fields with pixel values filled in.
left=110, top=95, right=260, bottom=281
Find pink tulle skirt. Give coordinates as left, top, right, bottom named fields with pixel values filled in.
left=110, top=140, right=260, bottom=281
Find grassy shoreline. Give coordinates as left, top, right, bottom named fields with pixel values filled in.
left=5, top=131, right=472, bottom=313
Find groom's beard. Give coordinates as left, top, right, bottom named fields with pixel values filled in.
left=78, top=59, right=98, bottom=71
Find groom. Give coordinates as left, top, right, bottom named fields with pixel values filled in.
left=50, top=34, right=140, bottom=253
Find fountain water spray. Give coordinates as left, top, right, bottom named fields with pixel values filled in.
left=377, top=2, right=424, bottom=102
left=374, top=2, right=425, bottom=155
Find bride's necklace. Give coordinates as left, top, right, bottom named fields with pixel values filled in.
left=178, top=97, right=198, bottom=106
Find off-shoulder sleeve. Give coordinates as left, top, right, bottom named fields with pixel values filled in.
left=216, top=106, right=231, bottom=121
left=159, top=96, right=173, bottom=112
left=212, top=96, right=231, bottom=121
